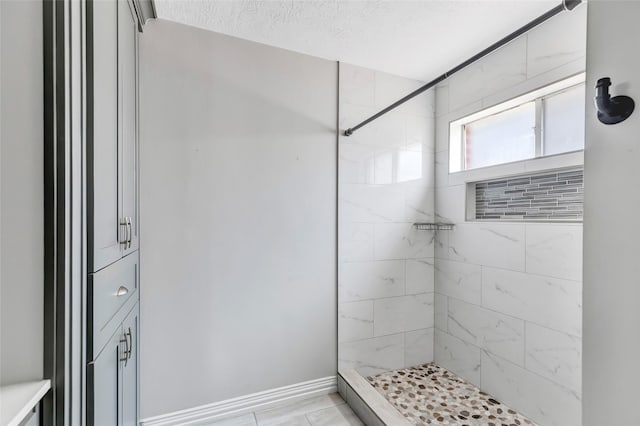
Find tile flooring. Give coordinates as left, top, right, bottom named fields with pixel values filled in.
left=367, top=363, right=536, bottom=425
left=203, top=393, right=363, bottom=426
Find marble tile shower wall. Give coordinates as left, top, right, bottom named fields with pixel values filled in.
left=338, top=63, right=436, bottom=377
left=434, top=6, right=586, bottom=426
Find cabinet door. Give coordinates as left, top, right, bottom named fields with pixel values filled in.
left=89, top=0, right=123, bottom=272
left=88, top=327, right=122, bottom=426
left=121, top=303, right=139, bottom=426
left=119, top=0, right=139, bottom=255
left=87, top=0, right=122, bottom=272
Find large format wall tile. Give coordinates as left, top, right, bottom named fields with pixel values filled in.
left=340, top=184, right=405, bottom=223
left=373, top=293, right=434, bottom=336
left=434, top=229, right=449, bottom=260
left=339, top=260, right=405, bottom=302
left=526, top=224, right=583, bottom=281
left=481, top=351, right=581, bottom=426
left=434, top=293, right=448, bottom=331
left=435, top=114, right=450, bottom=153
left=339, top=334, right=405, bottom=377
left=526, top=5, right=586, bottom=79
left=434, top=150, right=449, bottom=188
left=525, top=323, right=582, bottom=395
left=339, top=103, right=406, bottom=150
left=339, top=63, right=436, bottom=374
left=391, top=145, right=427, bottom=184
left=374, top=223, right=434, bottom=260
left=482, top=267, right=582, bottom=337
left=338, top=143, right=377, bottom=185
left=435, top=184, right=466, bottom=224
left=434, top=330, right=481, bottom=387
left=339, top=223, right=374, bottom=262
left=448, top=223, right=526, bottom=271
left=406, top=258, right=435, bottom=294
left=405, top=328, right=435, bottom=367
left=435, top=84, right=449, bottom=119
left=434, top=259, right=481, bottom=304
left=447, top=298, right=525, bottom=366
left=405, top=186, right=435, bottom=223
left=338, top=103, right=382, bottom=147
left=339, top=301, right=374, bottom=343
left=448, top=37, right=527, bottom=111
left=406, top=114, right=435, bottom=151
left=375, top=71, right=432, bottom=117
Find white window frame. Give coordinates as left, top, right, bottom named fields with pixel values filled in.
left=449, top=73, right=586, bottom=173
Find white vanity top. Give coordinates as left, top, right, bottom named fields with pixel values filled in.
left=0, top=380, right=51, bottom=426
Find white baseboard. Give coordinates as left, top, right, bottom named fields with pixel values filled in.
left=140, top=376, right=338, bottom=426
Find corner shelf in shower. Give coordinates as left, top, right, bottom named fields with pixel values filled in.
left=413, top=222, right=454, bottom=231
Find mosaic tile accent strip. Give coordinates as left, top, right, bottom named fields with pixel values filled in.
left=367, top=363, right=536, bottom=426
left=475, top=168, right=583, bottom=221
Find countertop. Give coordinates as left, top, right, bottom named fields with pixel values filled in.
left=0, top=380, right=51, bottom=426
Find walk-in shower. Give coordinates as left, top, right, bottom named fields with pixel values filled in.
left=337, top=1, right=586, bottom=425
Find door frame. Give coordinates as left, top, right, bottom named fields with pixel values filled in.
left=42, top=0, right=87, bottom=424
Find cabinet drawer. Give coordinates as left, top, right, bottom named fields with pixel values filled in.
left=89, top=252, right=138, bottom=359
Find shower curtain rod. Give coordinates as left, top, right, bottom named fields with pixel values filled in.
left=343, top=0, right=583, bottom=136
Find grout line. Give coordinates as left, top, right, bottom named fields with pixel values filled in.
left=433, top=256, right=582, bottom=284
left=341, top=291, right=436, bottom=306
left=402, top=329, right=407, bottom=368
left=524, top=223, right=528, bottom=272
left=343, top=328, right=434, bottom=345
left=371, top=296, right=376, bottom=337
left=480, top=265, right=484, bottom=307
left=436, top=293, right=581, bottom=339
left=402, top=258, right=407, bottom=296
left=437, top=312, right=581, bottom=393
left=524, top=321, right=528, bottom=368
left=525, top=32, right=530, bottom=80
left=481, top=344, right=581, bottom=397
left=479, top=346, right=483, bottom=388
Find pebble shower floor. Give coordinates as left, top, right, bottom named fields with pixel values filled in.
left=367, top=363, right=536, bottom=426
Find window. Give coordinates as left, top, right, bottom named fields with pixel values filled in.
left=449, top=74, right=585, bottom=172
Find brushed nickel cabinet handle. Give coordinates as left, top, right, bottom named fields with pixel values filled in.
left=127, top=217, right=132, bottom=249
left=120, top=334, right=129, bottom=367
left=126, top=327, right=132, bottom=360
left=120, top=218, right=128, bottom=245
left=116, top=286, right=129, bottom=297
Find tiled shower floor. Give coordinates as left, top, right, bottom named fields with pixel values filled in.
left=367, top=363, right=536, bottom=426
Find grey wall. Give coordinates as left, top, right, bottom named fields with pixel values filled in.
left=139, top=20, right=338, bottom=419
left=0, top=0, right=44, bottom=385
left=583, top=1, right=640, bottom=424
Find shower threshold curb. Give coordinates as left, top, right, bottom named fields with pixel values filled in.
left=338, top=369, right=411, bottom=426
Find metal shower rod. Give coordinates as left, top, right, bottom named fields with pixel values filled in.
left=343, top=0, right=583, bottom=137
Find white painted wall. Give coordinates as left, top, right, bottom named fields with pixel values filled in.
left=0, top=0, right=44, bottom=386
left=139, top=20, right=337, bottom=419
left=337, top=63, right=435, bottom=376
left=433, top=6, right=586, bottom=426
left=583, top=2, right=640, bottom=425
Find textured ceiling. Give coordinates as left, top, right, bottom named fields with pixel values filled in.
left=154, top=0, right=559, bottom=81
